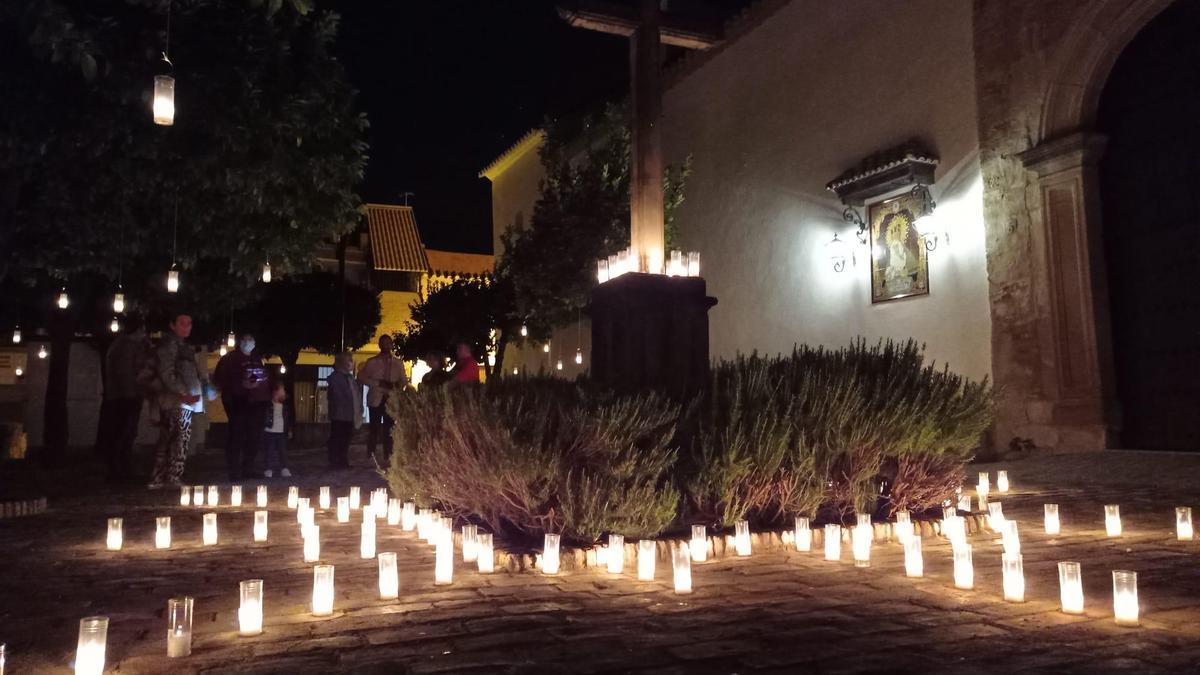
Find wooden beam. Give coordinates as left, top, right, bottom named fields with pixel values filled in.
left=557, top=1, right=722, bottom=50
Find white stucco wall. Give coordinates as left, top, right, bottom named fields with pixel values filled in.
left=660, top=0, right=992, bottom=380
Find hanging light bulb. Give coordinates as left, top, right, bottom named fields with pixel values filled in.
left=219, top=345, right=228, bottom=357
left=112, top=291, right=126, bottom=314
left=542, top=343, right=550, bottom=354
left=556, top=359, right=563, bottom=371
left=37, top=345, right=48, bottom=359
left=520, top=324, right=528, bottom=337
left=14, top=367, right=22, bottom=377
left=11, top=327, right=20, bottom=344
left=279, top=364, right=287, bottom=374
left=167, top=266, right=180, bottom=293
left=261, top=262, right=272, bottom=284
left=574, top=348, right=583, bottom=365
left=56, top=289, right=69, bottom=309
left=109, top=317, right=120, bottom=333
left=153, top=74, right=176, bottom=126
left=226, top=332, right=236, bottom=349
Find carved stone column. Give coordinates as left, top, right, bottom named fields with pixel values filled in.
left=1017, top=131, right=1119, bottom=449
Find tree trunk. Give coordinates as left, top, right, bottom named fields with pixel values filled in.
left=283, top=349, right=299, bottom=427
left=494, top=329, right=509, bottom=379
left=40, top=308, right=74, bottom=465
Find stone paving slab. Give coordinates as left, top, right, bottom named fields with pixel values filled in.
left=2, top=449, right=1200, bottom=672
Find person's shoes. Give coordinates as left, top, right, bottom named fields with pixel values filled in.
left=147, top=481, right=165, bottom=490
left=263, top=469, right=274, bottom=478
left=280, top=468, right=292, bottom=478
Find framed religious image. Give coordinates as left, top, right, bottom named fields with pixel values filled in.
left=869, top=192, right=930, bottom=303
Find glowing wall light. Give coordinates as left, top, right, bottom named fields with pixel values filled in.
left=904, top=535, right=923, bottom=578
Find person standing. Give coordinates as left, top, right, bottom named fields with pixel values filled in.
left=99, top=316, right=151, bottom=482
left=448, top=341, right=481, bottom=386
left=148, top=311, right=211, bottom=488
left=356, top=335, right=406, bottom=464
left=262, top=381, right=293, bottom=478
left=326, top=352, right=361, bottom=469
left=214, top=334, right=270, bottom=480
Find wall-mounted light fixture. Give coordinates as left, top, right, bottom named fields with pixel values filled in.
left=826, top=233, right=851, bottom=272
left=911, top=184, right=939, bottom=251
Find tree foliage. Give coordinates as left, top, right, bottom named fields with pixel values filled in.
left=393, top=278, right=511, bottom=366
left=245, top=270, right=381, bottom=364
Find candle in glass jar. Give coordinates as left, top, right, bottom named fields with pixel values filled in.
left=1105, top=505, right=1122, bottom=537
left=824, top=524, right=842, bottom=561
left=253, top=510, right=268, bottom=542
left=287, top=486, right=299, bottom=509
left=463, top=524, right=479, bottom=562
left=477, top=532, right=494, bottom=573
left=1002, top=553, right=1024, bottom=602
left=230, top=485, right=242, bottom=507
left=388, top=498, right=401, bottom=526
left=312, top=564, right=335, bottom=616
left=542, top=533, right=561, bottom=575
left=953, top=544, right=973, bottom=589
left=435, top=527, right=454, bottom=585
left=303, top=525, right=320, bottom=562
left=166, top=596, right=193, bottom=658
left=257, top=485, right=268, bottom=508
left=156, top=516, right=171, bottom=549
left=378, top=551, right=399, bottom=599
left=977, top=472, right=990, bottom=499
left=296, top=497, right=309, bottom=523
left=996, top=470, right=1010, bottom=493
left=895, top=511, right=912, bottom=545
left=207, top=485, right=218, bottom=506
left=337, top=497, right=350, bottom=523
left=106, top=517, right=123, bottom=551
left=852, top=524, right=872, bottom=567
left=673, top=542, right=692, bottom=594
left=1044, top=503, right=1061, bottom=535
left=402, top=502, right=416, bottom=531
left=607, top=534, right=625, bottom=573
left=957, top=495, right=972, bottom=512
left=904, top=535, right=923, bottom=578
left=180, top=486, right=191, bottom=506
left=193, top=485, right=204, bottom=507
left=1002, top=520, right=1021, bottom=555
left=691, top=524, right=708, bottom=561
left=75, top=616, right=108, bottom=675
left=238, top=579, right=263, bottom=636
left=202, top=512, right=217, bottom=546
left=1057, top=561, right=1084, bottom=614
left=794, top=517, right=812, bottom=552
left=1176, top=506, right=1193, bottom=541
left=734, top=520, right=751, bottom=556
left=638, top=539, right=656, bottom=580
left=1112, top=570, right=1139, bottom=626
left=349, top=486, right=361, bottom=510
left=361, top=519, right=376, bottom=559
left=319, top=486, right=331, bottom=510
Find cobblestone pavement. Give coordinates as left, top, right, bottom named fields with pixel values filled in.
left=3, top=449, right=1200, bottom=673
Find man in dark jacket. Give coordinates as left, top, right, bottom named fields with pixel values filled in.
left=213, top=333, right=270, bottom=480
left=148, top=311, right=211, bottom=488
left=98, top=316, right=151, bottom=482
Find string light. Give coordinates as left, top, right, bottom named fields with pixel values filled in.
left=11, top=327, right=20, bottom=344
left=56, top=289, right=70, bottom=309
left=520, top=325, right=528, bottom=337
left=112, top=290, right=125, bottom=314
left=261, top=262, right=272, bottom=284
left=109, top=317, right=120, bottom=333
left=37, top=345, right=48, bottom=359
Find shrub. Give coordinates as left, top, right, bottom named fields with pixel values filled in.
left=386, top=377, right=679, bottom=545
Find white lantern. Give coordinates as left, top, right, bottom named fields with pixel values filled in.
left=435, top=527, right=454, bottom=585
left=996, top=470, right=1010, bottom=493
left=607, top=534, right=625, bottom=574
left=463, top=524, right=479, bottom=562
left=337, top=497, right=350, bottom=523
left=542, top=533, right=561, bottom=575
left=37, top=344, right=48, bottom=359
left=202, top=513, right=217, bottom=546
left=1176, top=506, right=1193, bottom=541
left=287, top=486, right=299, bottom=509
left=153, top=74, right=175, bottom=125
left=1044, top=503, right=1061, bottom=535
left=852, top=524, right=872, bottom=568
left=256, top=485, right=268, bottom=508
left=686, top=251, right=700, bottom=277
left=319, top=486, right=331, bottom=510
left=219, top=345, right=228, bottom=356
left=207, top=485, right=218, bottom=507
left=904, top=535, right=923, bottom=578
left=230, top=485, right=242, bottom=507
left=261, top=262, right=272, bottom=284
left=734, top=520, right=752, bottom=557
left=296, top=497, right=309, bottom=522
left=542, top=343, right=550, bottom=354
left=977, top=471, right=990, bottom=498
left=1057, top=561, right=1084, bottom=614
left=192, top=485, right=204, bottom=506
left=106, top=517, right=123, bottom=551
left=112, top=292, right=125, bottom=314
left=349, top=486, right=361, bottom=510
left=477, top=532, right=495, bottom=574
left=401, top=502, right=416, bottom=531
left=1105, top=505, right=1122, bottom=537
left=520, top=324, right=528, bottom=337
left=388, top=498, right=401, bottom=526
left=894, top=510, right=913, bottom=545
left=987, top=501, right=1005, bottom=532
left=957, top=495, right=972, bottom=512
left=311, top=564, right=334, bottom=617
left=378, top=552, right=399, bottom=599
left=155, top=516, right=171, bottom=549
left=180, top=486, right=190, bottom=506
left=253, top=510, right=268, bottom=542
left=824, top=524, right=842, bottom=561
left=166, top=267, right=179, bottom=293
left=303, top=525, right=320, bottom=562
left=826, top=234, right=850, bottom=272
left=691, top=524, right=708, bottom=562
left=794, top=517, right=812, bottom=552
left=1002, top=553, right=1024, bottom=602
left=672, top=543, right=693, bottom=594
left=56, top=290, right=70, bottom=309
left=226, top=332, right=236, bottom=349
left=11, top=327, right=21, bottom=343
left=637, top=539, right=656, bottom=581
left=238, top=580, right=264, bottom=636
left=75, top=616, right=109, bottom=675
left=953, top=544, right=974, bottom=589
left=575, top=349, right=583, bottom=365
left=555, top=359, right=563, bottom=371
left=1112, top=570, right=1139, bottom=626
left=361, top=520, right=376, bottom=559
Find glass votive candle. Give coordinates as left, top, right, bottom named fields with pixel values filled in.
left=238, top=579, right=263, bottom=636
left=672, top=542, right=692, bottom=594
left=378, top=551, right=399, bottom=599
left=349, top=486, right=361, bottom=510
left=1176, top=506, right=1193, bottom=541
left=193, top=485, right=204, bottom=507
left=106, top=517, right=123, bottom=551
left=463, top=524, right=479, bottom=562
left=416, top=508, right=430, bottom=539
left=361, top=519, right=376, bottom=559
left=904, top=535, right=923, bottom=578
left=691, top=524, right=708, bottom=561
left=435, top=528, right=453, bottom=585
left=477, top=532, right=494, bottom=573
left=202, top=512, right=217, bottom=546
left=257, top=485, right=268, bottom=508
left=638, top=539, right=656, bottom=580
left=296, top=497, right=309, bottom=523
left=794, top=517, right=812, bottom=552
left=303, top=525, right=320, bottom=562
left=375, top=490, right=388, bottom=519
left=402, top=502, right=416, bottom=531
left=312, top=564, right=335, bottom=617
left=180, top=486, right=191, bottom=506
left=230, top=485, right=242, bottom=507
left=607, top=534, right=625, bottom=573
left=253, top=510, right=268, bottom=542
left=953, top=544, right=974, bottom=589
left=987, top=501, right=1005, bottom=531
left=155, top=516, right=171, bottom=549
left=977, top=471, right=990, bottom=498
left=1057, top=561, right=1084, bottom=614
left=1112, top=570, right=1139, bottom=626
left=75, top=616, right=108, bottom=675
left=1002, top=520, right=1021, bottom=555
left=1105, top=505, right=1122, bottom=537
left=824, top=524, right=842, bottom=561
left=388, top=498, right=401, bottom=526
left=1002, top=553, right=1025, bottom=602
left=207, top=485, right=218, bottom=507
left=337, top=497, right=350, bottom=523
left=166, top=596, right=193, bottom=658
left=287, top=486, right=299, bottom=509
left=895, top=511, right=912, bottom=544
left=1044, top=503, right=1061, bottom=535
left=957, top=495, right=972, bottom=512
left=542, top=533, right=561, bottom=575
left=319, top=486, right=331, bottom=510
left=996, top=470, right=1010, bottom=493
left=734, top=520, right=751, bottom=556
left=852, top=524, right=872, bottom=567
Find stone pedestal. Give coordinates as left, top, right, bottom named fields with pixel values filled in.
left=589, top=273, right=717, bottom=398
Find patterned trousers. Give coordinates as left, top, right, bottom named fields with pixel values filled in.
left=151, top=407, right=193, bottom=485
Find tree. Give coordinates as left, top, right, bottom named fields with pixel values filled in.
left=394, top=278, right=515, bottom=377
left=0, top=0, right=367, bottom=459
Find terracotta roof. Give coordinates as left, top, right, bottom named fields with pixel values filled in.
left=365, top=204, right=429, bottom=273
left=425, top=249, right=495, bottom=277
left=825, top=141, right=939, bottom=192
left=479, top=129, right=546, bottom=181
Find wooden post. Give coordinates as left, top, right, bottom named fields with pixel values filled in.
left=630, top=0, right=665, bottom=274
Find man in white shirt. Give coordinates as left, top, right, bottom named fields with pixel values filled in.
left=356, top=335, right=407, bottom=464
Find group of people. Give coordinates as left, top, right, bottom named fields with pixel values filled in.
left=95, top=310, right=483, bottom=489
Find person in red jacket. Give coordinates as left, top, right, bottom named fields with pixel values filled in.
left=448, top=341, right=481, bottom=386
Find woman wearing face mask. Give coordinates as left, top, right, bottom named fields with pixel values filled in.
left=213, top=333, right=270, bottom=480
